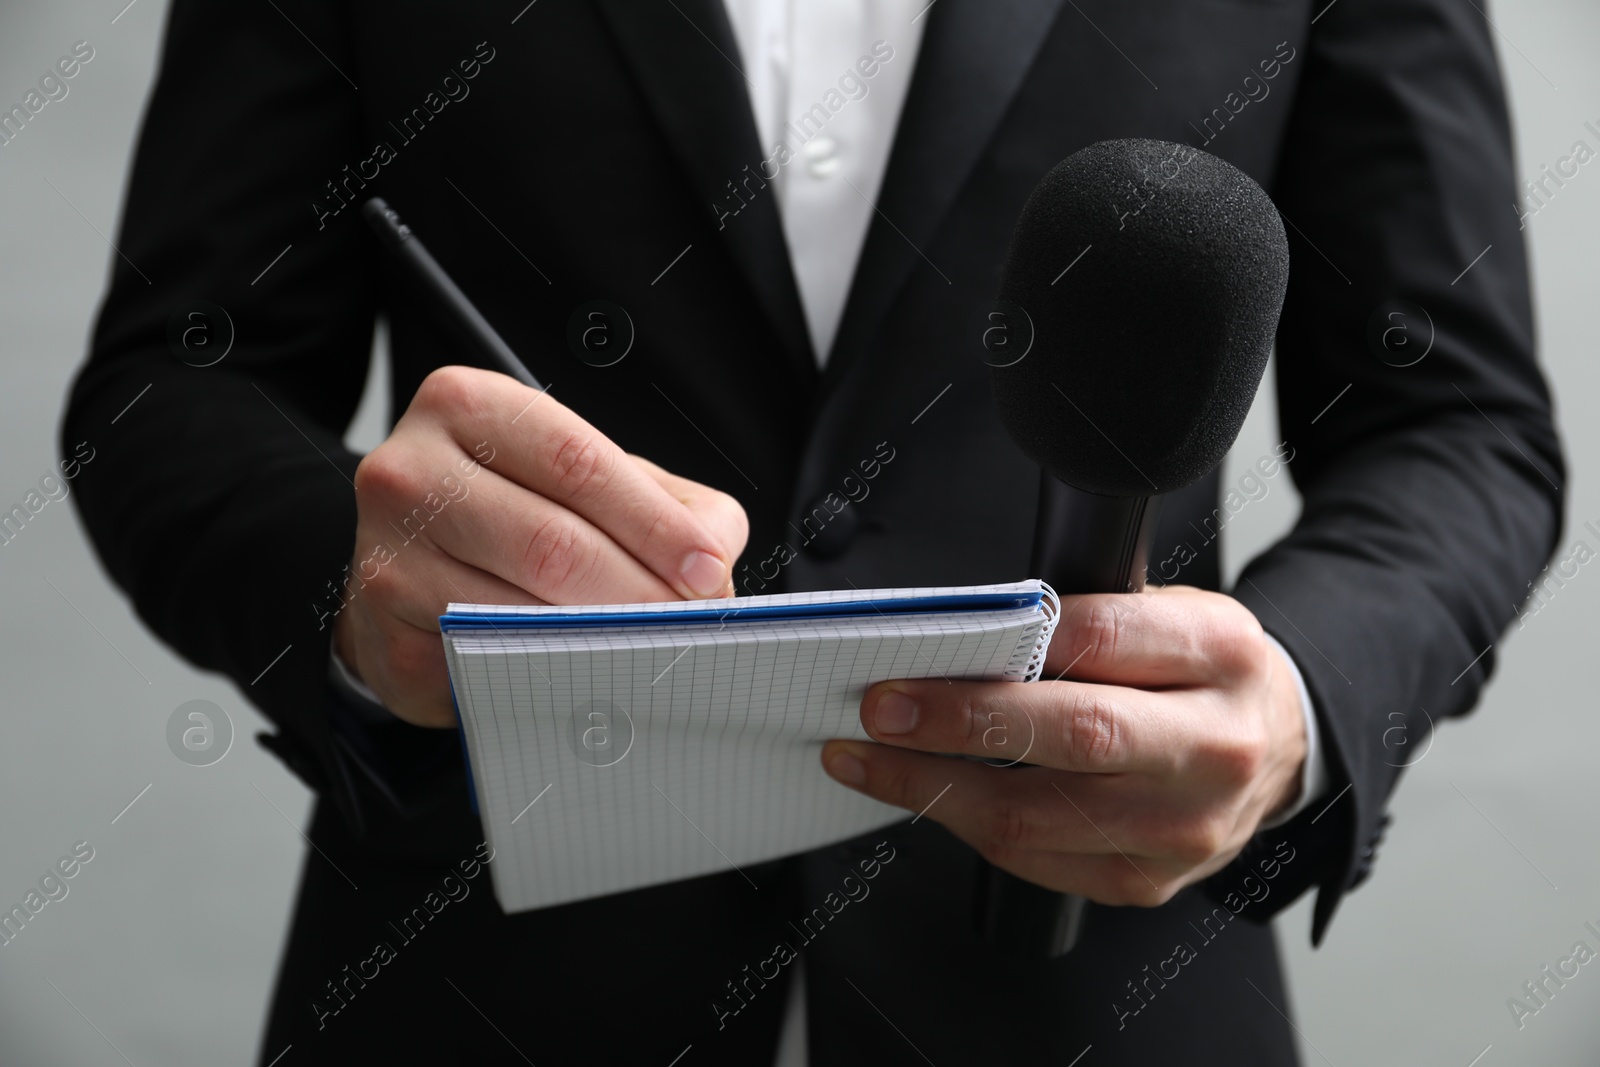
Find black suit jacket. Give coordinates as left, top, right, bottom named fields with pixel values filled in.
left=65, top=0, right=1563, bottom=1063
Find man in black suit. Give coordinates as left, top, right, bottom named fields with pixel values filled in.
left=64, top=0, right=1563, bottom=1063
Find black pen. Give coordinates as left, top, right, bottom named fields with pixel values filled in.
left=361, top=196, right=545, bottom=392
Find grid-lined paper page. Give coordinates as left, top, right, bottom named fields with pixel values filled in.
left=442, top=584, right=1055, bottom=913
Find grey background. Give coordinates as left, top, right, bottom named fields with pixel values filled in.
left=0, top=1, right=1593, bottom=1063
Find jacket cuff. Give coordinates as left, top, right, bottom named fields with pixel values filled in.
left=1258, top=632, right=1331, bottom=830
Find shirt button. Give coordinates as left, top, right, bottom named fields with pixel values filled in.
left=804, top=136, right=840, bottom=178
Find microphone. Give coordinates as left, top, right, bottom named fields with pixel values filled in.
left=977, top=138, right=1290, bottom=958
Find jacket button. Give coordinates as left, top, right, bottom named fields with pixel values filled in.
left=797, top=497, right=859, bottom=559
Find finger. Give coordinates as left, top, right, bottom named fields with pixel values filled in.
left=353, top=527, right=544, bottom=632
left=377, top=458, right=683, bottom=606
left=1042, top=585, right=1262, bottom=686
left=343, top=548, right=535, bottom=728
left=859, top=678, right=1179, bottom=774
left=952, top=795, right=1247, bottom=904
left=821, top=741, right=1150, bottom=860
left=407, top=367, right=734, bottom=598
left=821, top=741, right=1232, bottom=899
left=628, top=455, right=749, bottom=585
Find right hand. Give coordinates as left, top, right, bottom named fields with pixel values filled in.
left=334, top=366, right=749, bottom=727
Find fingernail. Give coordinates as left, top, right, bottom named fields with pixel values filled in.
left=873, top=690, right=918, bottom=735
left=679, top=551, right=727, bottom=598
left=826, top=748, right=867, bottom=785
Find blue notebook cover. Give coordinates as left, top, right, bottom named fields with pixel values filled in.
left=439, top=587, right=1043, bottom=632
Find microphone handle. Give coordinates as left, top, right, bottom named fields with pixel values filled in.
left=974, top=473, right=1162, bottom=958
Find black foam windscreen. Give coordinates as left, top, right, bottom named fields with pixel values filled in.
left=990, top=139, right=1289, bottom=498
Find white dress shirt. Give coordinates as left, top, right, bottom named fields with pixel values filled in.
left=722, top=0, right=926, bottom=363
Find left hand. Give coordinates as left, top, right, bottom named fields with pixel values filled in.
left=820, top=585, right=1307, bottom=906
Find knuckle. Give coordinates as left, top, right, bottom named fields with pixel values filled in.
left=983, top=796, right=1036, bottom=850
left=546, top=430, right=616, bottom=498
left=1193, top=815, right=1233, bottom=864
left=521, top=515, right=597, bottom=595
left=1060, top=690, right=1119, bottom=770
left=415, top=365, right=478, bottom=412
left=632, top=506, right=680, bottom=559
left=1163, top=814, right=1231, bottom=867
left=709, top=489, right=751, bottom=553
left=1077, top=600, right=1125, bottom=668
left=961, top=695, right=991, bottom=752
left=352, top=447, right=413, bottom=503
left=1212, top=607, right=1267, bottom=677
left=1212, top=724, right=1269, bottom=788
left=877, top=760, right=922, bottom=811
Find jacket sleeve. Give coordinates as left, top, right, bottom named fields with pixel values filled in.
left=1219, top=0, right=1565, bottom=942
left=60, top=0, right=385, bottom=828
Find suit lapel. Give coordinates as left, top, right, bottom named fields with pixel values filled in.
left=593, top=0, right=817, bottom=384
left=824, top=0, right=1069, bottom=387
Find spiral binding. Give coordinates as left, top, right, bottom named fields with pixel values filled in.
left=1002, top=581, right=1060, bottom=683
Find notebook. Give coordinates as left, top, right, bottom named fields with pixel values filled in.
left=439, top=579, right=1059, bottom=913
